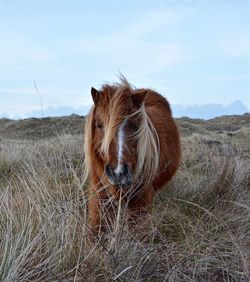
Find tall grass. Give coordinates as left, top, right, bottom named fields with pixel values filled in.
left=0, top=132, right=249, bottom=281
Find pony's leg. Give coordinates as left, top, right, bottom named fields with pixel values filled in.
left=88, top=191, right=102, bottom=236
left=127, top=187, right=154, bottom=227
left=88, top=188, right=117, bottom=236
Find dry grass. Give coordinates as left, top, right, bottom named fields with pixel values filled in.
left=0, top=125, right=249, bottom=281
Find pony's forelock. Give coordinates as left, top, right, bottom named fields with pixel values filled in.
left=100, top=82, right=133, bottom=157
left=83, top=79, right=132, bottom=180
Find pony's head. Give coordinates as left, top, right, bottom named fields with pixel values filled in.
left=84, top=78, right=160, bottom=189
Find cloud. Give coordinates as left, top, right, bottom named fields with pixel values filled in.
left=0, top=87, right=35, bottom=95
left=0, top=86, right=92, bottom=116
left=28, top=105, right=91, bottom=118
left=219, top=34, right=250, bottom=59
left=75, top=37, right=185, bottom=80
left=0, top=32, right=55, bottom=66
left=71, top=9, right=189, bottom=78
left=0, top=112, right=9, bottom=119
left=172, top=100, right=249, bottom=119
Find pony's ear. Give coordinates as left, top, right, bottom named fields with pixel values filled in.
left=91, top=87, right=100, bottom=104
left=131, top=90, right=147, bottom=108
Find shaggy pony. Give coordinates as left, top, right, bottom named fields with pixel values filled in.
left=84, top=77, right=181, bottom=235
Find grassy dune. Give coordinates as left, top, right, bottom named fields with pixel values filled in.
left=0, top=114, right=249, bottom=281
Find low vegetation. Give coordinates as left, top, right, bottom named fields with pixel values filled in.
left=0, top=114, right=249, bottom=281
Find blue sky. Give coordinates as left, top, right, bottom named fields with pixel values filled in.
left=0, top=0, right=250, bottom=119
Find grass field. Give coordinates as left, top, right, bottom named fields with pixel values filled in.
left=0, top=114, right=249, bottom=281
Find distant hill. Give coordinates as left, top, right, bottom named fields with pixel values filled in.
left=0, top=113, right=249, bottom=140
left=0, top=114, right=85, bottom=140
left=176, top=113, right=250, bottom=136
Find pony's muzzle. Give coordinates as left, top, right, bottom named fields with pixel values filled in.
left=105, top=164, right=132, bottom=188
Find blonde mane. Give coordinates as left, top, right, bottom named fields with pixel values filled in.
left=84, top=78, right=160, bottom=188
left=83, top=106, right=94, bottom=183
left=132, top=105, right=160, bottom=187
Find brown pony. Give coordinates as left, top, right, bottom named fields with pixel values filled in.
left=84, top=77, right=181, bottom=235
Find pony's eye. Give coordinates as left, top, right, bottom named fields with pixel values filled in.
left=95, top=121, right=103, bottom=130
left=131, top=123, right=139, bottom=131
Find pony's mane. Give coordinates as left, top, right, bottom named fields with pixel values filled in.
left=84, top=77, right=160, bottom=188
left=132, top=105, right=160, bottom=187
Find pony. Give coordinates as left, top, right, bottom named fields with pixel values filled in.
left=84, top=77, right=181, bottom=235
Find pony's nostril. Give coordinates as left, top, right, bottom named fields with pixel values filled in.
left=105, top=164, right=113, bottom=178
left=122, top=164, right=128, bottom=176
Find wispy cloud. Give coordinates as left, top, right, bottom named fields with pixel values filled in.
left=219, top=34, right=250, bottom=59
left=0, top=32, right=55, bottom=65
left=68, top=8, right=192, bottom=76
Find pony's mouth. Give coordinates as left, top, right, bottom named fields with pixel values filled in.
left=105, top=164, right=132, bottom=188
